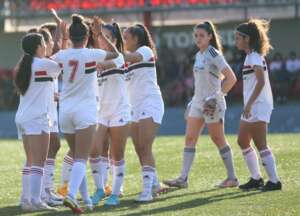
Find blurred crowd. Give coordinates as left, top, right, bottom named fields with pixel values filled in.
left=0, top=49, right=300, bottom=110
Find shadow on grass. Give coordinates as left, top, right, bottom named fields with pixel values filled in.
left=0, top=189, right=261, bottom=216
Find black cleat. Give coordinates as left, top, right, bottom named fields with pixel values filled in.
left=261, top=181, right=282, bottom=192
left=239, top=178, right=264, bottom=191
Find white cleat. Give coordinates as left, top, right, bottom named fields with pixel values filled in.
left=30, top=201, right=58, bottom=211
left=163, top=177, right=188, bottom=188
left=42, top=188, right=63, bottom=206
left=135, top=191, right=153, bottom=203
left=20, top=199, right=32, bottom=211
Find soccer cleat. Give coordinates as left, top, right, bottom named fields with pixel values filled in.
left=215, top=178, right=239, bottom=188
left=152, top=183, right=169, bottom=197
left=105, top=184, right=112, bottom=196
left=261, top=181, right=282, bottom=192
left=42, top=188, right=63, bottom=206
left=239, top=178, right=264, bottom=191
left=163, top=177, right=188, bottom=188
left=20, top=199, right=32, bottom=211
left=83, top=198, right=93, bottom=211
left=63, top=195, right=83, bottom=214
left=30, top=201, right=58, bottom=211
left=91, top=188, right=105, bottom=205
left=57, top=183, right=68, bottom=197
left=135, top=191, right=153, bottom=202
left=105, top=194, right=120, bottom=206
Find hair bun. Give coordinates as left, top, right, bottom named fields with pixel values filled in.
left=72, top=14, right=84, bottom=24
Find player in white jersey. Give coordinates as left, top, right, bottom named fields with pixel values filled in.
left=51, top=15, right=120, bottom=214
left=89, top=22, right=130, bottom=206
left=38, top=26, right=65, bottom=206
left=235, top=19, right=282, bottom=191
left=15, top=33, right=61, bottom=211
left=164, top=21, right=238, bottom=189
left=123, top=24, right=165, bottom=202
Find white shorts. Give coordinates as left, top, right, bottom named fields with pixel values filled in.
left=16, top=114, right=51, bottom=139
left=98, top=111, right=131, bottom=127
left=187, top=100, right=225, bottom=124
left=59, top=107, right=97, bottom=134
left=241, top=102, right=273, bottom=123
left=131, top=95, right=164, bottom=124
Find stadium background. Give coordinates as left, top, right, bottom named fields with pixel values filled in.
left=0, top=0, right=300, bottom=137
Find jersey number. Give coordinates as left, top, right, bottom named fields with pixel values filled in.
left=69, top=60, right=79, bottom=83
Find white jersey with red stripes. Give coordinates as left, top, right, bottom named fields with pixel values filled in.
left=242, top=51, right=273, bottom=108
left=52, top=48, right=107, bottom=111
left=97, top=53, right=130, bottom=117
left=125, top=46, right=162, bottom=107
left=15, top=57, right=61, bottom=124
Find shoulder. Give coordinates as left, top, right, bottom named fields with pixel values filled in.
left=207, top=46, right=221, bottom=59
left=248, top=51, right=263, bottom=63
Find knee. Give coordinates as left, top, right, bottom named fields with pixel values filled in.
left=185, top=134, right=197, bottom=147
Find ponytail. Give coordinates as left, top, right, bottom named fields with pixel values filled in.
left=127, top=24, right=157, bottom=58
left=236, top=19, right=272, bottom=56
left=15, top=33, right=43, bottom=95
left=112, top=22, right=124, bottom=53
left=103, top=22, right=124, bottom=53
left=194, top=21, right=223, bottom=53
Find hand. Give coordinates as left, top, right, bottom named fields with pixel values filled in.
left=96, top=63, right=106, bottom=73
left=50, top=8, right=62, bottom=25
left=203, top=98, right=217, bottom=116
left=91, top=16, right=104, bottom=38
left=243, top=103, right=252, bottom=119
left=60, top=21, right=68, bottom=40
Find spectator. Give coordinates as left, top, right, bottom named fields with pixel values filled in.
left=269, top=52, right=289, bottom=104
left=286, top=51, right=300, bottom=82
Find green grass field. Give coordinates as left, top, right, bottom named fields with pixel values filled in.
left=0, top=134, right=299, bottom=216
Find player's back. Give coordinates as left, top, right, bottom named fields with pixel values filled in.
left=53, top=48, right=106, bottom=111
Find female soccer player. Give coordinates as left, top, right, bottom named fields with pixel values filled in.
left=123, top=24, right=164, bottom=202
left=163, top=21, right=238, bottom=189
left=235, top=19, right=282, bottom=191
left=89, top=22, right=130, bottom=206
left=15, top=33, right=61, bottom=211
left=51, top=14, right=120, bottom=214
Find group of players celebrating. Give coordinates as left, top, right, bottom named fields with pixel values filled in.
left=14, top=9, right=281, bottom=214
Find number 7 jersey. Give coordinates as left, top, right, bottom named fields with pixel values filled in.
left=51, top=48, right=107, bottom=111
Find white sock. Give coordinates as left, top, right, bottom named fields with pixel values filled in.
left=79, top=175, right=90, bottom=202
left=180, top=147, right=196, bottom=180
left=43, top=159, right=55, bottom=192
left=100, top=157, right=109, bottom=187
left=68, top=160, right=86, bottom=199
left=21, top=165, right=31, bottom=201
left=111, top=160, right=125, bottom=196
left=242, top=147, right=261, bottom=180
left=219, top=145, right=236, bottom=180
left=89, top=157, right=103, bottom=190
left=61, top=155, right=73, bottom=185
left=30, top=166, right=44, bottom=204
left=153, top=169, right=160, bottom=187
left=142, top=166, right=155, bottom=194
left=260, top=149, right=279, bottom=183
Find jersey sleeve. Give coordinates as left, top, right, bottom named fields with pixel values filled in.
left=44, top=59, right=61, bottom=78
left=111, top=53, right=125, bottom=68
left=136, top=46, right=154, bottom=62
left=211, top=54, right=229, bottom=73
left=90, top=49, right=107, bottom=63
left=249, top=52, right=264, bottom=67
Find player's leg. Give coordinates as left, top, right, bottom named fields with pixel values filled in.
left=207, top=121, right=238, bottom=188
left=134, top=117, right=160, bottom=202
left=163, top=117, right=205, bottom=188
left=105, top=124, right=129, bottom=206
left=251, top=121, right=281, bottom=191
left=64, top=125, right=96, bottom=214
left=28, top=133, right=56, bottom=210
left=237, top=121, right=263, bottom=190
left=89, top=125, right=109, bottom=205
left=20, top=135, right=32, bottom=210
left=42, top=132, right=63, bottom=205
